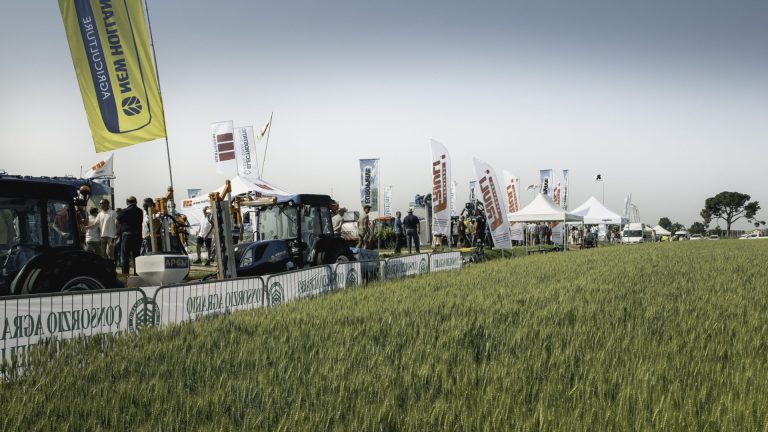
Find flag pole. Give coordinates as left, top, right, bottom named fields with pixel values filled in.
left=260, top=112, right=274, bottom=178
left=142, top=0, right=175, bottom=196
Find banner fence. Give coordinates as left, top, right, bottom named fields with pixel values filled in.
left=2, top=251, right=477, bottom=369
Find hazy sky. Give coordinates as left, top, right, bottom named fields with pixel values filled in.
left=1, top=0, right=766, bottom=228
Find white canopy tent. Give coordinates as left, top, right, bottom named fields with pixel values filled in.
left=507, top=193, right=583, bottom=251
left=569, top=196, right=627, bottom=225
left=653, top=225, right=671, bottom=237
left=508, top=193, right=584, bottom=223
left=182, top=176, right=292, bottom=230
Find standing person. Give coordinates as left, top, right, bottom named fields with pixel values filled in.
left=393, top=210, right=405, bottom=254
left=402, top=207, right=420, bottom=253
left=84, top=207, right=101, bottom=253
left=457, top=215, right=466, bottom=247
left=194, top=207, right=214, bottom=265
left=475, top=213, right=486, bottom=246
left=539, top=222, right=549, bottom=246
left=332, top=207, right=346, bottom=236
left=141, top=198, right=155, bottom=255
left=117, top=197, right=144, bottom=275
left=88, top=199, right=117, bottom=261
left=357, top=205, right=371, bottom=249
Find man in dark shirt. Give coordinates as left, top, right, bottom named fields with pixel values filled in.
left=117, top=196, right=144, bottom=275
left=393, top=211, right=404, bottom=254
left=402, top=207, right=420, bottom=254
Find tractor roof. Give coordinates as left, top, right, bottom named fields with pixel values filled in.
left=276, top=194, right=334, bottom=206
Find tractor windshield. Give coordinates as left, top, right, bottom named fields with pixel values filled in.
left=257, top=205, right=298, bottom=241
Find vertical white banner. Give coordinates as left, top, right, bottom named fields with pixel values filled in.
left=450, top=180, right=457, bottom=217
left=553, top=176, right=562, bottom=206
left=469, top=181, right=477, bottom=202
left=503, top=170, right=524, bottom=241
left=211, top=121, right=236, bottom=174
left=234, top=126, right=259, bottom=180
left=473, top=158, right=512, bottom=249
left=539, top=169, right=553, bottom=197
left=383, top=186, right=392, bottom=216
left=623, top=193, right=632, bottom=222
left=359, top=159, right=379, bottom=211
left=430, top=140, right=452, bottom=237
left=562, top=169, right=570, bottom=210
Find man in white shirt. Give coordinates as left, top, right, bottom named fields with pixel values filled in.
left=94, top=199, right=118, bottom=260
left=84, top=207, right=101, bottom=253
left=332, top=207, right=346, bottom=236
left=194, top=207, right=214, bottom=265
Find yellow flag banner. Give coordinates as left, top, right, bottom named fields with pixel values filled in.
left=59, top=0, right=165, bottom=152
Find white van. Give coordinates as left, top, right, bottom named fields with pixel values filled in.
left=622, top=223, right=654, bottom=244
left=674, top=230, right=690, bottom=241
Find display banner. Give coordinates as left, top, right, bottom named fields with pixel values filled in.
left=234, top=126, right=259, bottom=180
left=539, top=169, right=553, bottom=197
left=562, top=169, right=570, bottom=210
left=430, top=140, right=452, bottom=237
left=1, top=289, right=149, bottom=365
left=152, top=278, right=264, bottom=326
left=552, top=223, right=564, bottom=245
left=623, top=193, right=632, bottom=222
left=381, top=254, right=430, bottom=280
left=59, top=0, right=166, bottom=152
left=450, top=181, right=457, bottom=217
left=383, top=186, right=392, bottom=216
left=359, top=159, right=379, bottom=211
left=211, top=121, right=236, bottom=174
left=84, top=153, right=114, bottom=178
left=266, top=267, right=335, bottom=305
left=503, top=170, right=524, bottom=242
left=429, top=252, right=462, bottom=273
left=553, top=177, right=562, bottom=206
left=473, top=158, right=512, bottom=249
left=469, top=181, right=477, bottom=202
left=333, top=262, right=363, bottom=289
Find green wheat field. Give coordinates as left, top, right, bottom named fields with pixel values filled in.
left=2, top=241, right=767, bottom=431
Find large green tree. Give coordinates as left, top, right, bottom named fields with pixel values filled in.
left=658, top=217, right=672, bottom=231
left=700, top=192, right=764, bottom=236
left=689, top=222, right=706, bottom=235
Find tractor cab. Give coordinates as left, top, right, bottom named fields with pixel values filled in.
left=235, top=194, right=354, bottom=276
left=0, top=175, right=121, bottom=296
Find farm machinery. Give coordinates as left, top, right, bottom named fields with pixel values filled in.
left=233, top=194, right=355, bottom=277
left=0, top=174, right=121, bottom=295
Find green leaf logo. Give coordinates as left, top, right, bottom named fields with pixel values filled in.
left=121, top=96, right=143, bottom=116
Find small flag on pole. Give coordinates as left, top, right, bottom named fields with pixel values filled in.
left=257, top=118, right=271, bottom=140
left=594, top=174, right=603, bottom=181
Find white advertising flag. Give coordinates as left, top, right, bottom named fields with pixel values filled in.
left=359, top=159, right=379, bottom=211
left=503, top=170, right=524, bottom=242
left=430, top=140, right=452, bottom=237
left=623, top=193, right=633, bottom=222
left=450, top=180, right=458, bottom=217
left=84, top=153, right=114, bottom=178
left=553, top=176, right=562, bottom=207
left=473, top=158, right=512, bottom=249
left=211, top=121, right=236, bottom=174
left=539, top=169, right=553, bottom=197
left=234, top=126, right=260, bottom=180
left=383, top=186, right=392, bottom=216
left=562, top=169, right=570, bottom=210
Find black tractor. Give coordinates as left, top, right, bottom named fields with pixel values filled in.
left=0, top=175, right=122, bottom=296
left=234, top=194, right=355, bottom=276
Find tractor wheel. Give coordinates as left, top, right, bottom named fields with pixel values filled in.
left=61, top=276, right=106, bottom=292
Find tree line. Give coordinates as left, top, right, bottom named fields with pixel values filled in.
left=657, top=191, right=764, bottom=237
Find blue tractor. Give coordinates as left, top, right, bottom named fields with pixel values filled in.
left=0, top=175, right=121, bottom=295
left=234, top=194, right=355, bottom=276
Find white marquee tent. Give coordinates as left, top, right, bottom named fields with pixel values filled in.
left=653, top=225, right=671, bottom=237
left=507, top=193, right=583, bottom=251
left=508, top=193, right=584, bottom=223
left=182, top=176, right=293, bottom=229
left=569, top=196, right=627, bottom=225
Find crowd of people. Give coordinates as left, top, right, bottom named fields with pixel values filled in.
left=75, top=196, right=199, bottom=275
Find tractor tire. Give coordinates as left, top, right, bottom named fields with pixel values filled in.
left=61, top=276, right=107, bottom=292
